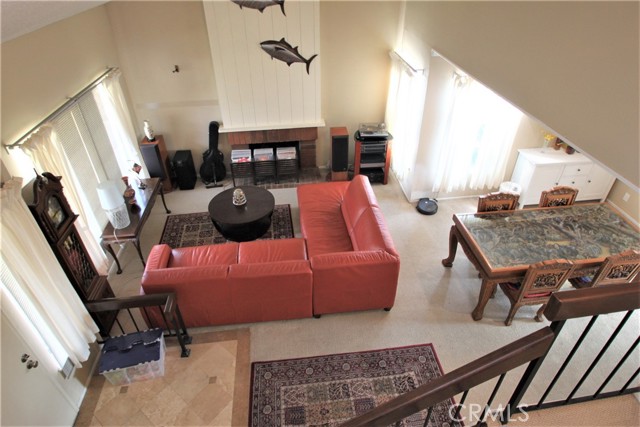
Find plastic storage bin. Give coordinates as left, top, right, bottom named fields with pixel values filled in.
left=98, top=328, right=165, bottom=385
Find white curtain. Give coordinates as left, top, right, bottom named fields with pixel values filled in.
left=386, top=54, right=427, bottom=185
left=0, top=178, right=98, bottom=369
left=20, top=126, right=109, bottom=273
left=432, top=73, right=522, bottom=193
left=93, top=70, right=149, bottom=178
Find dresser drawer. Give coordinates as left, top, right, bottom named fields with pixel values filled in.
left=562, top=163, right=592, bottom=177
left=558, top=175, right=588, bottom=188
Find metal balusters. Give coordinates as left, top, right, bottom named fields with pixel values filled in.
left=594, top=335, right=640, bottom=398
left=565, top=310, right=634, bottom=402
left=475, top=373, right=506, bottom=427
left=536, top=316, right=598, bottom=408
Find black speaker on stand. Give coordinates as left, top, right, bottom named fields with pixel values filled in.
left=330, top=127, right=349, bottom=181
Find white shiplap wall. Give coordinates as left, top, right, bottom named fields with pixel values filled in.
left=203, top=0, right=322, bottom=132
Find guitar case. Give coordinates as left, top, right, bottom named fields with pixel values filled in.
left=200, top=121, right=226, bottom=184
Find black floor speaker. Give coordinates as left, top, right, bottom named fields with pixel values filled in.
left=331, top=127, right=349, bottom=172
left=173, top=150, right=197, bottom=190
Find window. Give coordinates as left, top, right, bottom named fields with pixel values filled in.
left=432, top=73, right=523, bottom=194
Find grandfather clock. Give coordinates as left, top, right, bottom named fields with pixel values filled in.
left=24, top=172, right=116, bottom=335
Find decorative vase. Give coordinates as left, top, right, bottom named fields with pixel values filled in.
left=143, top=120, right=156, bottom=141
left=233, top=188, right=247, bottom=206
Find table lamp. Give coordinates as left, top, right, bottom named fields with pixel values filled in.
left=97, top=181, right=130, bottom=229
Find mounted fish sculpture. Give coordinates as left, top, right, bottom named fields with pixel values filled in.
left=260, top=38, right=318, bottom=74
left=231, top=0, right=285, bottom=16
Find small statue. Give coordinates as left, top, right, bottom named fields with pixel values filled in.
left=143, top=120, right=156, bottom=141
left=233, top=188, right=247, bottom=206
left=131, top=163, right=146, bottom=189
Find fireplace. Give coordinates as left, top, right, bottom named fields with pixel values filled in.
left=226, top=127, right=318, bottom=168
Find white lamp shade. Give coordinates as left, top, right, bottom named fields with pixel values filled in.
left=97, top=181, right=124, bottom=210
left=97, top=181, right=130, bottom=229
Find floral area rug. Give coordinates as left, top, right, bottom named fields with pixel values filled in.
left=159, top=204, right=293, bottom=248
left=249, top=344, right=461, bottom=427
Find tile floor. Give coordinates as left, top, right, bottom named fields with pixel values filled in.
left=74, top=329, right=250, bottom=427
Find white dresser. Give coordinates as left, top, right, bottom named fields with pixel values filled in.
left=510, top=148, right=615, bottom=207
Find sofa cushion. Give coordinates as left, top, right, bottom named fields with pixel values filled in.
left=341, top=175, right=379, bottom=234
left=350, top=206, right=398, bottom=256
left=238, top=238, right=307, bottom=263
left=297, top=181, right=352, bottom=257
left=169, top=242, right=238, bottom=268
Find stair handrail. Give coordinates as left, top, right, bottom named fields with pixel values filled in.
left=340, top=328, right=555, bottom=427
left=340, top=283, right=640, bottom=427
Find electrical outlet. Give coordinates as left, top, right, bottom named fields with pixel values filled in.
left=622, top=192, right=630, bottom=202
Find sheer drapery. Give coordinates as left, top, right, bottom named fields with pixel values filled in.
left=432, top=74, right=522, bottom=194
left=386, top=54, right=427, bottom=185
left=19, top=126, right=109, bottom=273
left=94, top=70, right=148, bottom=178
left=0, top=178, right=98, bottom=369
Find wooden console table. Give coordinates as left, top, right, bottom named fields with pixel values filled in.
left=101, top=178, right=171, bottom=273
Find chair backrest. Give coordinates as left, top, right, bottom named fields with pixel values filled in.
left=539, top=186, right=579, bottom=207
left=517, top=259, right=574, bottom=301
left=477, top=192, right=520, bottom=212
left=591, top=249, right=640, bottom=286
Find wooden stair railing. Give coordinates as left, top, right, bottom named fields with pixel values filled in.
left=340, top=328, right=555, bottom=427
left=340, top=284, right=640, bottom=427
left=85, top=292, right=192, bottom=357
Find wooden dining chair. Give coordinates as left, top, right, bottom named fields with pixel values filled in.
left=477, top=192, right=520, bottom=212
left=569, top=249, right=640, bottom=288
left=538, top=186, right=579, bottom=207
left=499, top=259, right=574, bottom=326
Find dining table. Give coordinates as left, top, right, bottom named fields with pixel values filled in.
left=441, top=203, right=640, bottom=320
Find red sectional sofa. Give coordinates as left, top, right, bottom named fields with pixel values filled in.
left=140, top=175, right=399, bottom=327
left=297, top=175, right=400, bottom=316
left=141, top=239, right=313, bottom=327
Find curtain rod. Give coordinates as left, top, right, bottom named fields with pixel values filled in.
left=389, top=51, right=424, bottom=76
left=5, top=66, right=119, bottom=149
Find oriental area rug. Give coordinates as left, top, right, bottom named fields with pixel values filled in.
left=159, top=204, right=294, bottom=248
left=249, top=344, right=461, bottom=427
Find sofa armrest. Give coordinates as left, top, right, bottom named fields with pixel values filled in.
left=310, top=251, right=400, bottom=315
left=310, top=250, right=399, bottom=269
left=141, top=265, right=234, bottom=327
left=142, top=265, right=228, bottom=289
left=145, top=244, right=172, bottom=270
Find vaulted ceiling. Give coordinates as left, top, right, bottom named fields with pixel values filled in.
left=1, top=1, right=108, bottom=43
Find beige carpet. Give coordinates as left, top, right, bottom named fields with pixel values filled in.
left=102, top=171, right=639, bottom=426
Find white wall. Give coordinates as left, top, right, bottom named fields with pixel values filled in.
left=319, top=1, right=401, bottom=168
left=106, top=1, right=220, bottom=168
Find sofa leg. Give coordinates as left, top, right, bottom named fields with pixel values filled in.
left=384, top=307, right=392, bottom=312
left=313, top=314, right=322, bottom=319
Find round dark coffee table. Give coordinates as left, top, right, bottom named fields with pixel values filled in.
left=208, top=186, right=275, bottom=242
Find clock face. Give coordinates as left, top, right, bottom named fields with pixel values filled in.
left=47, top=196, right=68, bottom=228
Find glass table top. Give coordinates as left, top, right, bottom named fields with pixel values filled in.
left=457, top=204, right=640, bottom=269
